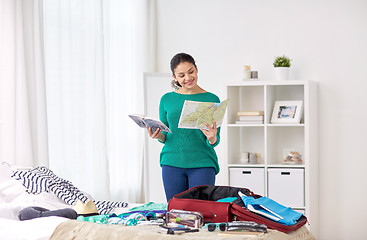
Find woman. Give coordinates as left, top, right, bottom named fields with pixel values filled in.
left=147, top=53, right=221, bottom=202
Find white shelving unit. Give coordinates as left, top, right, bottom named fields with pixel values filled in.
left=226, top=80, right=318, bottom=236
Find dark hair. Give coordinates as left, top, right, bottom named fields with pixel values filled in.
left=170, top=53, right=197, bottom=90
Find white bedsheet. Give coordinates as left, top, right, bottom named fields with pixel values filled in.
left=0, top=216, right=69, bottom=240
left=0, top=177, right=73, bottom=240
left=0, top=179, right=72, bottom=220
left=0, top=164, right=136, bottom=240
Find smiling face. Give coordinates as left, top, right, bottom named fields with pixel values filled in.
left=172, top=61, right=200, bottom=93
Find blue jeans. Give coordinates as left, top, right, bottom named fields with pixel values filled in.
left=162, top=165, right=216, bottom=202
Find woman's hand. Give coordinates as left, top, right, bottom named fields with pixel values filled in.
left=147, top=127, right=166, bottom=142
left=201, top=121, right=217, bottom=145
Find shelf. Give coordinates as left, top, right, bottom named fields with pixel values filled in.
left=228, top=124, right=305, bottom=127
left=226, top=80, right=318, bottom=235
left=228, top=124, right=264, bottom=127
left=266, top=164, right=305, bottom=168
left=267, top=124, right=305, bottom=127
left=228, top=164, right=266, bottom=168
left=227, top=80, right=311, bottom=87
left=293, top=207, right=306, bottom=210
left=228, top=164, right=305, bottom=168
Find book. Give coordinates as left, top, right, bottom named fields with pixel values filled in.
left=178, top=99, right=228, bottom=130
left=236, top=115, right=264, bottom=124
left=128, top=114, right=171, bottom=133
left=235, top=121, right=263, bottom=124
left=237, top=111, right=264, bottom=116
left=239, top=115, right=264, bottom=121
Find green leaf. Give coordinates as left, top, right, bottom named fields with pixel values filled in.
left=273, top=55, right=292, bottom=67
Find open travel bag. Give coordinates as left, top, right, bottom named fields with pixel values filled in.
left=167, top=185, right=307, bottom=233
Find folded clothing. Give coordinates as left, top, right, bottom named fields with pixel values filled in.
left=18, top=206, right=77, bottom=221
left=238, top=191, right=302, bottom=226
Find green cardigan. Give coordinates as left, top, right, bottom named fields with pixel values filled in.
left=158, top=91, right=221, bottom=174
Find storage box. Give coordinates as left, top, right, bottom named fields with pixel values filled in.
left=229, top=168, right=265, bottom=196
left=267, top=168, right=304, bottom=208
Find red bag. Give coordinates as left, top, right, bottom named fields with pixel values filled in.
left=167, top=185, right=307, bottom=233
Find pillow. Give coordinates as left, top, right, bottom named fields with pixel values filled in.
left=0, top=163, right=13, bottom=184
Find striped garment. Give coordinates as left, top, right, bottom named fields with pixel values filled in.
left=11, top=166, right=128, bottom=214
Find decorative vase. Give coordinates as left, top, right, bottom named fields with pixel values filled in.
left=274, top=67, right=289, bottom=81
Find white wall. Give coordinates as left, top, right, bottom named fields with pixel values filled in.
left=156, top=0, right=367, bottom=239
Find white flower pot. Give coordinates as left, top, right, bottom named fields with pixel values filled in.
left=274, top=67, right=290, bottom=81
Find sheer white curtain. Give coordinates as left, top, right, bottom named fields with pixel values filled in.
left=0, top=0, right=48, bottom=167
left=44, top=0, right=156, bottom=202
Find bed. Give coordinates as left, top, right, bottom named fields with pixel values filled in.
left=50, top=221, right=313, bottom=240
left=0, top=164, right=315, bottom=240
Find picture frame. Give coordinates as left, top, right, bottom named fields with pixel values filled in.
left=271, top=100, right=303, bottom=124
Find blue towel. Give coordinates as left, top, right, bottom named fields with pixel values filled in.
left=238, top=191, right=302, bottom=226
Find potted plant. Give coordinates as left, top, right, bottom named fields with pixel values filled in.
left=273, top=55, right=292, bottom=81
